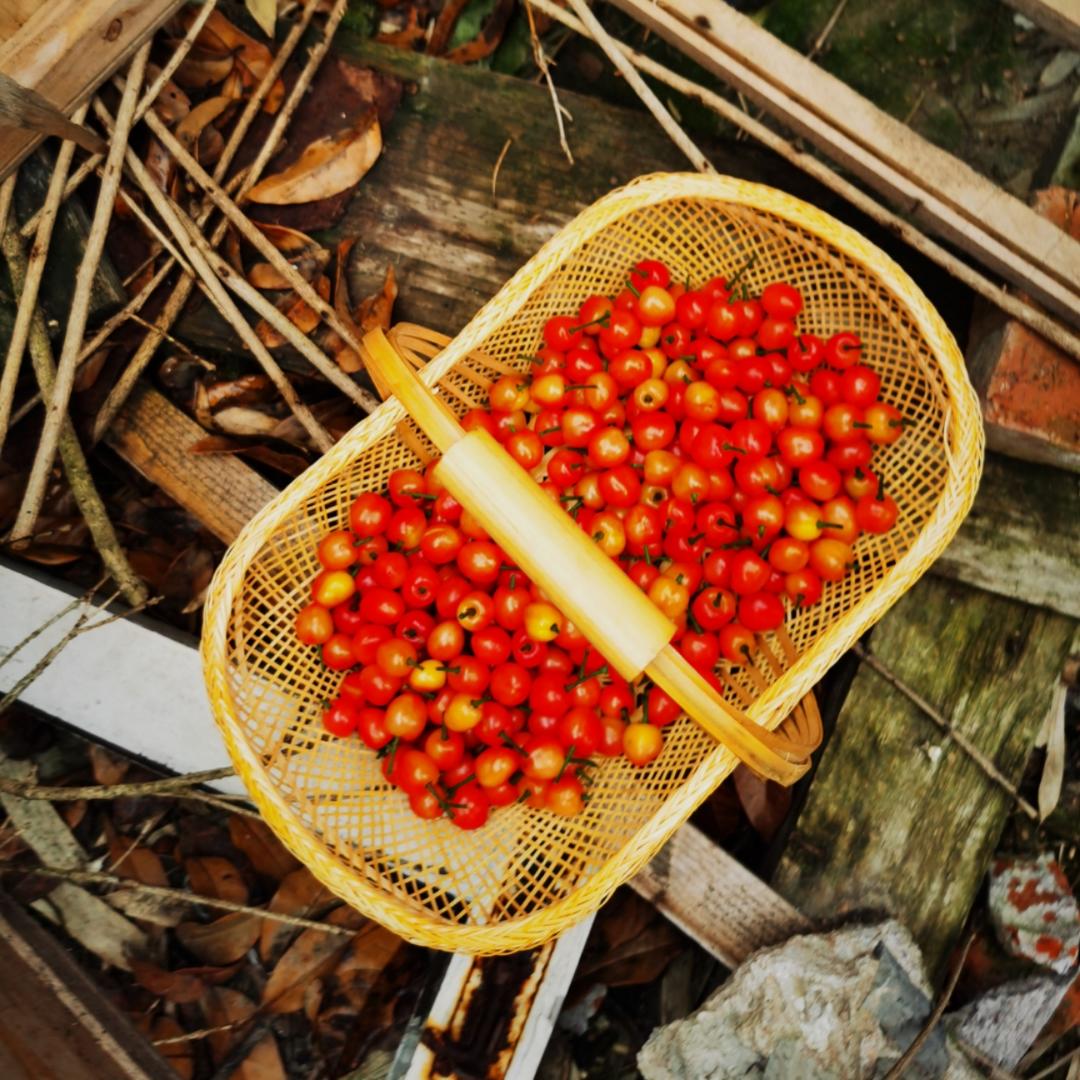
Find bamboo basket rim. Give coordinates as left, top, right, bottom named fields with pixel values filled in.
left=200, top=172, right=984, bottom=952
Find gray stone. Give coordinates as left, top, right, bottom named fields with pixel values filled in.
left=945, top=973, right=1074, bottom=1070
left=638, top=921, right=979, bottom=1080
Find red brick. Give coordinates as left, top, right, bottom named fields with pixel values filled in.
left=967, top=187, right=1080, bottom=473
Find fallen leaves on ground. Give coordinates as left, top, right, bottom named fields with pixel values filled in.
left=205, top=987, right=287, bottom=1079
left=259, top=866, right=336, bottom=963
left=185, top=855, right=250, bottom=904
left=177, top=912, right=263, bottom=965
left=262, top=905, right=366, bottom=1013
left=131, top=957, right=241, bottom=1004
left=731, top=765, right=793, bottom=844
left=246, top=111, right=382, bottom=205
left=228, top=816, right=300, bottom=880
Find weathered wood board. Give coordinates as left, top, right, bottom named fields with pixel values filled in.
left=331, top=37, right=889, bottom=338
left=936, top=454, right=1080, bottom=619
left=1003, top=0, right=1080, bottom=49
left=774, top=576, right=1078, bottom=975
left=105, top=385, right=279, bottom=545
left=0, top=890, right=176, bottom=1079
left=0, top=0, right=184, bottom=179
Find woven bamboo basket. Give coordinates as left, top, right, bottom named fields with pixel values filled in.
left=201, top=173, right=983, bottom=954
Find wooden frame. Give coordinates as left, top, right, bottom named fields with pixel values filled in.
left=607, top=0, right=1080, bottom=329
left=1002, top=0, right=1080, bottom=49
left=0, top=0, right=183, bottom=178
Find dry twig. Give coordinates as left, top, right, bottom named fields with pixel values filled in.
left=807, top=0, right=850, bottom=60
left=0, top=581, right=154, bottom=711
left=527, top=0, right=1080, bottom=360
left=0, top=228, right=149, bottom=605
left=882, top=928, right=975, bottom=1080
left=492, top=137, right=513, bottom=197
left=524, top=0, right=574, bottom=165
left=16, top=0, right=221, bottom=239
left=565, top=0, right=712, bottom=172
left=91, top=0, right=339, bottom=444
left=0, top=118, right=85, bottom=455
left=12, top=45, right=151, bottom=542
left=853, top=644, right=1039, bottom=821
left=2, top=863, right=356, bottom=935
left=94, top=100, right=334, bottom=452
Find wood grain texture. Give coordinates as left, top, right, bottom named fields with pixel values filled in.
left=938, top=453, right=1080, bottom=618
left=774, top=576, right=1078, bottom=974
left=632, top=822, right=811, bottom=968
left=1002, top=0, right=1080, bottom=49
left=105, top=385, right=278, bottom=544
left=0, top=0, right=183, bottom=179
left=607, top=0, right=1080, bottom=327
left=330, top=38, right=807, bottom=337
left=0, top=891, right=175, bottom=1080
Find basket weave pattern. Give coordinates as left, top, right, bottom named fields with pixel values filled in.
left=201, top=174, right=983, bottom=954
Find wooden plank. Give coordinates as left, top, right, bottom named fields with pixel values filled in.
left=332, top=37, right=805, bottom=336
left=774, top=575, right=1078, bottom=976
left=631, top=822, right=811, bottom=968
left=936, top=453, right=1080, bottom=619
left=606, top=0, right=1080, bottom=327
left=0, top=559, right=242, bottom=791
left=105, top=385, right=279, bottom=545
left=0, top=891, right=176, bottom=1080
left=0, top=0, right=184, bottom=179
left=1003, top=0, right=1080, bottom=49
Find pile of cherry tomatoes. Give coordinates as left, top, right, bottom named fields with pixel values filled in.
left=294, top=258, right=904, bottom=830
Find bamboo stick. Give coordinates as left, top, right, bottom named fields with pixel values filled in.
left=10, top=48, right=151, bottom=542
left=16, top=0, right=221, bottom=240
left=565, top=0, right=712, bottom=174
left=0, top=111, right=86, bottom=455
left=528, top=0, right=1080, bottom=362
left=140, top=109, right=381, bottom=413
left=90, top=0, right=339, bottom=445
left=172, top=209, right=381, bottom=413
left=0, top=226, right=147, bottom=606
left=608, top=0, right=1080, bottom=329
left=95, top=102, right=335, bottom=453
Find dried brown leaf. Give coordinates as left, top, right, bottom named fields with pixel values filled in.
left=246, top=112, right=381, bottom=206
left=211, top=406, right=281, bottom=438
left=245, top=0, right=276, bottom=38
left=204, top=987, right=286, bottom=1079
left=177, top=912, right=261, bottom=965
left=259, top=867, right=336, bottom=963
left=205, top=374, right=274, bottom=409
left=237, top=444, right=309, bottom=478
left=130, top=957, right=239, bottom=1004
left=253, top=222, right=319, bottom=253
left=221, top=66, right=246, bottom=101
left=247, top=263, right=291, bottom=290
left=185, top=855, right=249, bottom=904
left=74, top=347, right=110, bottom=393
left=14, top=542, right=85, bottom=566
left=60, top=799, right=87, bottom=831
left=354, top=264, right=397, bottom=335
left=732, top=764, right=792, bottom=843
left=89, top=743, right=130, bottom=785
left=333, top=923, right=403, bottom=1012
left=444, top=0, right=514, bottom=63
left=110, top=841, right=169, bottom=888
left=147, top=66, right=191, bottom=123
left=176, top=96, right=232, bottom=153
left=172, top=42, right=235, bottom=90
left=189, top=10, right=284, bottom=113
left=228, top=816, right=299, bottom=880
left=144, top=137, right=175, bottom=195
left=146, top=1015, right=194, bottom=1079
left=262, top=906, right=365, bottom=1013
left=254, top=291, right=320, bottom=348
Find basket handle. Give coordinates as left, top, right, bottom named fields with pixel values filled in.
left=360, top=328, right=816, bottom=785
